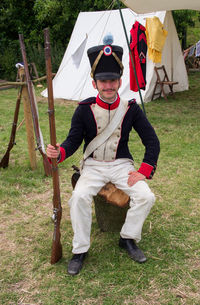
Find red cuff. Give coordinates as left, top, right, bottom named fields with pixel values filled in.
left=138, top=162, right=155, bottom=179
left=48, top=147, right=66, bottom=164
left=58, top=147, right=66, bottom=163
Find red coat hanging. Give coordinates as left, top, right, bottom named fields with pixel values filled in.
left=129, top=21, right=147, bottom=92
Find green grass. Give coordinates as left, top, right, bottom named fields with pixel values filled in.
left=187, top=14, right=200, bottom=46
left=0, top=72, right=200, bottom=304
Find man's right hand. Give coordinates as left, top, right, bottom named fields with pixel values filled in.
left=46, top=143, right=60, bottom=159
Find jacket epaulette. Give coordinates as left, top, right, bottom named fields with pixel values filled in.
left=128, top=98, right=136, bottom=105
left=79, top=97, right=96, bottom=105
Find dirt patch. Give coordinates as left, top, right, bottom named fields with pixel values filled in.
left=0, top=188, right=71, bottom=255
left=171, top=283, right=200, bottom=302
left=36, top=96, right=78, bottom=107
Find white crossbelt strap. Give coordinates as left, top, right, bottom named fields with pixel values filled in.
left=83, top=99, right=128, bottom=161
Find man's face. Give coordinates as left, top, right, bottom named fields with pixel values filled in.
left=92, top=79, right=122, bottom=103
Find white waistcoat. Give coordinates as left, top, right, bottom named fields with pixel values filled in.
left=90, top=103, right=124, bottom=161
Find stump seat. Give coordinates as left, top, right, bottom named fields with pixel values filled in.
left=71, top=167, right=130, bottom=232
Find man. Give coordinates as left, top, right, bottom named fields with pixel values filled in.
left=47, top=40, right=160, bottom=276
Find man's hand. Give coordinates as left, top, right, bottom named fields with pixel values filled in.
left=46, top=143, right=60, bottom=159
left=127, top=171, right=145, bottom=187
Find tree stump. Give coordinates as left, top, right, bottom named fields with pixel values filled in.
left=94, top=182, right=129, bottom=232
left=71, top=168, right=130, bottom=232
left=94, top=194, right=129, bottom=232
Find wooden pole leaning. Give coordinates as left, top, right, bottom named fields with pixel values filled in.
left=19, top=34, right=52, bottom=177
left=19, top=67, right=37, bottom=170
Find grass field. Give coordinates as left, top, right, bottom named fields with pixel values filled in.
left=0, top=71, right=200, bottom=304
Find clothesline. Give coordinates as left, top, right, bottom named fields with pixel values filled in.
left=183, top=40, right=200, bottom=60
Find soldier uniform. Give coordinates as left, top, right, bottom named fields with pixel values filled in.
left=48, top=39, right=160, bottom=275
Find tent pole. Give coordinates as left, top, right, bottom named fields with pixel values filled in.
left=116, top=0, right=146, bottom=116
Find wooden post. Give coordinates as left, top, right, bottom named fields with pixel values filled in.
left=19, top=67, right=37, bottom=170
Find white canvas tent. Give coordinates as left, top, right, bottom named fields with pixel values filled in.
left=121, top=0, right=200, bottom=14
left=42, top=8, right=188, bottom=103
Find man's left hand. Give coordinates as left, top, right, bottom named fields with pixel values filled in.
left=127, top=171, right=145, bottom=186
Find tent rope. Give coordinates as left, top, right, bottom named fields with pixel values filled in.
left=53, top=2, right=115, bottom=82
left=50, top=0, right=147, bottom=111
left=74, top=3, right=116, bottom=99
left=88, top=1, right=115, bottom=39
left=74, top=6, right=115, bottom=97
left=116, top=0, right=146, bottom=116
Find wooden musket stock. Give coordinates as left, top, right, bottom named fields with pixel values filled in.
left=44, top=28, right=62, bottom=264
left=0, top=81, right=24, bottom=168
left=18, top=34, right=52, bottom=176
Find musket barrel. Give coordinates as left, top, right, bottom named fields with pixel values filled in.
left=19, top=34, right=52, bottom=176
left=0, top=82, right=23, bottom=168
left=44, top=28, right=62, bottom=264
left=44, top=29, right=56, bottom=148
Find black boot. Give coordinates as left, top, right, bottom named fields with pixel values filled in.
left=67, top=252, right=87, bottom=275
left=119, top=237, right=147, bottom=263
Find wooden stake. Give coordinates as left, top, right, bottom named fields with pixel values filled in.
left=19, top=68, right=37, bottom=170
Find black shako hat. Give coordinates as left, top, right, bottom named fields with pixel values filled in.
left=87, top=43, right=123, bottom=80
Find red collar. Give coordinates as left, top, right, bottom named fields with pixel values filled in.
left=96, top=94, right=120, bottom=110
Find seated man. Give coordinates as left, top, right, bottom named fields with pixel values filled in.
left=47, top=37, right=160, bottom=276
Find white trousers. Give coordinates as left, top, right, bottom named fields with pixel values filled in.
left=68, top=158, right=155, bottom=254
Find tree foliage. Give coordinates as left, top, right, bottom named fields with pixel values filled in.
left=0, top=0, right=199, bottom=81
left=32, top=0, right=120, bottom=44
left=0, top=0, right=36, bottom=79
left=172, top=10, right=198, bottom=49
left=0, top=0, right=35, bottom=41
left=0, top=0, right=120, bottom=80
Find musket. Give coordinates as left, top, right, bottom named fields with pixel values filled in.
left=0, top=80, right=24, bottom=168
left=18, top=34, right=52, bottom=177
left=44, top=28, right=62, bottom=264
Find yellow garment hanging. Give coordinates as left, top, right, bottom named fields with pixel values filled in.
left=145, top=17, right=168, bottom=63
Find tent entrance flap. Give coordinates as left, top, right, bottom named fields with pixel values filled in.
left=71, top=35, right=88, bottom=68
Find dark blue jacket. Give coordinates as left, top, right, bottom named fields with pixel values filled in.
left=59, top=96, right=160, bottom=179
